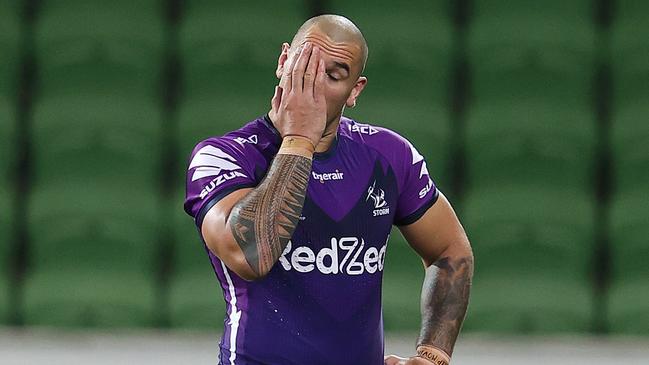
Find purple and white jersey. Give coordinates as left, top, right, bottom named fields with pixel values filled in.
left=184, top=115, right=439, bottom=365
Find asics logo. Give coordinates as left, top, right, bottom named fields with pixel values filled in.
left=279, top=237, right=387, bottom=275
left=235, top=134, right=258, bottom=146
left=349, top=124, right=379, bottom=135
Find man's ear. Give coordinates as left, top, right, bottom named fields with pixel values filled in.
left=346, top=76, right=368, bottom=108
left=276, top=42, right=291, bottom=80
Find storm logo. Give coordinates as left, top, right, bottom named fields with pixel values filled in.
left=367, top=180, right=390, bottom=216
left=189, top=145, right=247, bottom=199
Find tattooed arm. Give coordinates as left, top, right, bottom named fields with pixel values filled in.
left=201, top=41, right=328, bottom=280
left=199, top=149, right=311, bottom=280
left=386, top=192, right=473, bottom=364
left=228, top=151, right=312, bottom=277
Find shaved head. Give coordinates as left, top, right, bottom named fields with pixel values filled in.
left=291, top=14, right=369, bottom=74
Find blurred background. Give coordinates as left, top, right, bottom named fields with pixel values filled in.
left=0, top=0, right=648, bottom=362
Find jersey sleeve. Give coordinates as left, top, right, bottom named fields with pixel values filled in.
left=183, top=137, right=258, bottom=228
left=393, top=137, right=440, bottom=226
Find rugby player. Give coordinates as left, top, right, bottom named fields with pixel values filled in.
left=184, top=14, right=473, bottom=365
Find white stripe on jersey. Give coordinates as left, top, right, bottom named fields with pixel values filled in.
left=189, top=145, right=242, bottom=182
left=221, top=261, right=241, bottom=365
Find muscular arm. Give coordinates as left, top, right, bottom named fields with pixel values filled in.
left=228, top=153, right=311, bottom=276
left=201, top=42, right=326, bottom=281
left=399, top=192, right=474, bottom=357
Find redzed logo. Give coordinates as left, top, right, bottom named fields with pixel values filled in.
left=279, top=237, right=388, bottom=275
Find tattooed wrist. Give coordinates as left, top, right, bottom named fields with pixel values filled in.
left=229, top=154, right=312, bottom=277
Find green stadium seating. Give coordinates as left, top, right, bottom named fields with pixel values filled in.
left=35, top=0, right=164, bottom=72
left=31, top=94, right=163, bottom=189
left=465, top=101, right=596, bottom=190
left=466, top=38, right=596, bottom=191
left=611, top=44, right=649, bottom=194
left=611, top=0, right=649, bottom=52
left=610, top=98, right=649, bottom=193
left=33, top=0, right=164, bottom=190
left=0, top=0, right=20, bottom=96
left=0, top=0, right=19, bottom=325
left=178, top=1, right=305, bottom=163
left=608, top=190, right=649, bottom=334
left=329, top=0, right=453, bottom=63
left=168, top=192, right=225, bottom=328
left=467, top=1, right=596, bottom=192
left=468, top=0, right=595, bottom=52
left=177, top=60, right=274, bottom=164
left=0, top=0, right=19, bottom=182
left=0, top=98, right=16, bottom=191
left=23, top=185, right=159, bottom=327
left=180, top=0, right=306, bottom=68
left=461, top=185, right=596, bottom=333
left=0, top=183, right=11, bottom=323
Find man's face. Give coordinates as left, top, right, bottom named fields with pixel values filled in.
left=276, top=26, right=367, bottom=125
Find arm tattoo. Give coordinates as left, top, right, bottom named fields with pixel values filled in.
left=418, top=256, right=473, bottom=355
left=229, top=154, right=312, bottom=276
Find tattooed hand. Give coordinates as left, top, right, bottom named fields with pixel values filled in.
left=271, top=41, right=327, bottom=147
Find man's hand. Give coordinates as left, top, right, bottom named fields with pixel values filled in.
left=271, top=42, right=328, bottom=147
left=384, top=355, right=434, bottom=365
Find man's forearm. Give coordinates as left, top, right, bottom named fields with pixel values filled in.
left=229, top=152, right=312, bottom=277
left=418, top=254, right=473, bottom=356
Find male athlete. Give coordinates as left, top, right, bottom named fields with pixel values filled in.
left=184, top=15, right=473, bottom=365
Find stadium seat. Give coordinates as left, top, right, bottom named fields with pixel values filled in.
left=180, top=0, right=306, bottom=68
left=468, top=0, right=595, bottom=52
left=0, top=0, right=20, bottom=93
left=466, top=39, right=597, bottom=191
left=177, top=60, right=274, bottom=164
left=610, top=44, right=649, bottom=193
left=32, top=0, right=164, bottom=190
left=0, top=183, right=11, bottom=323
left=608, top=190, right=649, bottom=334
left=0, top=98, right=16, bottom=191
left=35, top=0, right=164, bottom=72
left=0, top=0, right=20, bottom=184
left=611, top=0, right=649, bottom=52
left=0, top=1, right=19, bottom=322
left=178, top=1, right=305, bottom=164
left=31, top=93, right=163, bottom=189
left=23, top=185, right=159, bottom=327
left=461, top=185, right=596, bottom=333
left=465, top=101, right=597, bottom=190
left=168, top=192, right=225, bottom=328
left=610, top=99, right=649, bottom=193
left=329, top=0, right=453, bottom=62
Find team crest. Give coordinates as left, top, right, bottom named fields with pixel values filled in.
left=366, top=180, right=390, bottom=217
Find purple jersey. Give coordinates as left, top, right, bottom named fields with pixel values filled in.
left=184, top=115, right=439, bottom=365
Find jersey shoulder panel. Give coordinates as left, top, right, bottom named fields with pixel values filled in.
left=341, top=117, right=414, bottom=177
left=341, top=116, right=440, bottom=225
left=184, top=116, right=280, bottom=225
